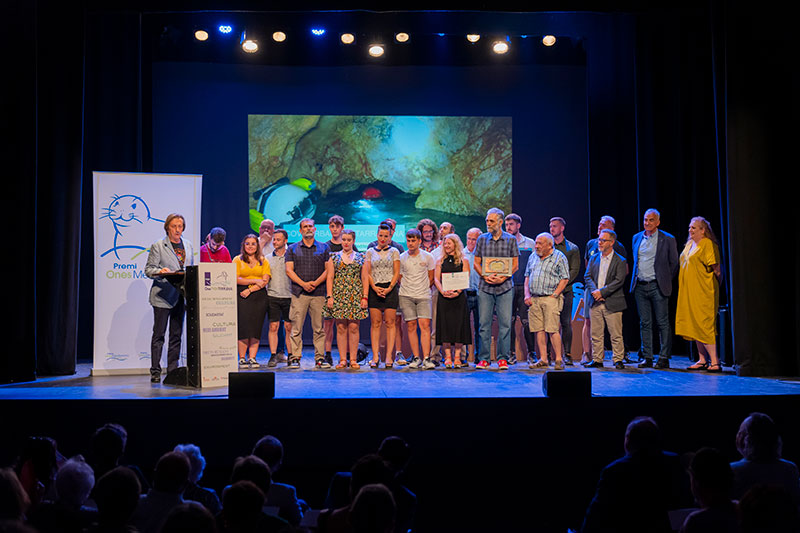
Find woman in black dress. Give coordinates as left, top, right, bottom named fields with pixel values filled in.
left=234, top=234, right=270, bottom=367
left=434, top=234, right=472, bottom=368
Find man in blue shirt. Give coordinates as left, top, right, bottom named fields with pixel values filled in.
left=461, top=227, right=483, bottom=363
left=630, top=209, right=679, bottom=369
left=474, top=208, right=518, bottom=370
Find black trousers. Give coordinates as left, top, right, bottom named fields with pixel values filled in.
left=559, top=291, right=574, bottom=356
left=150, top=299, right=185, bottom=375
left=510, top=285, right=536, bottom=355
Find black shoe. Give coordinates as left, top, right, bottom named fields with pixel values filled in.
left=622, top=355, right=632, bottom=364
left=324, top=353, right=334, bottom=367
left=584, top=360, right=603, bottom=368
left=508, top=354, right=517, bottom=365
left=564, top=355, right=574, bottom=366
left=614, top=361, right=625, bottom=369
left=654, top=358, right=670, bottom=369
left=638, top=359, right=654, bottom=368
left=150, top=374, right=161, bottom=383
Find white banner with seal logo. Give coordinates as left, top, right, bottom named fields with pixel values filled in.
left=93, top=172, right=202, bottom=375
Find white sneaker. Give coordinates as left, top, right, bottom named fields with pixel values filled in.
left=407, top=357, right=422, bottom=369
left=422, top=358, right=436, bottom=370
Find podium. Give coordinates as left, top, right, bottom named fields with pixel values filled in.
left=165, top=264, right=238, bottom=388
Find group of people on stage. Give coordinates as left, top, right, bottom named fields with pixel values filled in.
left=144, top=206, right=722, bottom=380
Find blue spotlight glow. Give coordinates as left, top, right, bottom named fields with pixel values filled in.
left=437, top=33, right=445, bottom=37
left=311, top=28, right=326, bottom=36
left=218, top=25, right=233, bottom=34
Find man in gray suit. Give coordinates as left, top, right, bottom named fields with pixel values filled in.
left=584, top=229, right=627, bottom=369
left=630, top=209, right=679, bottom=369
left=145, top=213, right=194, bottom=383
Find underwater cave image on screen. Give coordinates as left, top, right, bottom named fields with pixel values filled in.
left=248, top=115, right=512, bottom=241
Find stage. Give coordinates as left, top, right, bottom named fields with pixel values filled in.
left=2, top=351, right=799, bottom=400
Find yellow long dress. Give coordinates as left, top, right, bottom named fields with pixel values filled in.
left=675, top=237, right=720, bottom=345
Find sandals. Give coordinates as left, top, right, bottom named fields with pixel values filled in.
left=444, top=358, right=453, bottom=369
left=687, top=361, right=708, bottom=370
left=369, top=358, right=379, bottom=369
left=336, top=360, right=347, bottom=369
left=454, top=358, right=462, bottom=369
left=385, top=362, right=393, bottom=369
left=350, top=362, right=360, bottom=369
left=706, top=363, right=723, bottom=373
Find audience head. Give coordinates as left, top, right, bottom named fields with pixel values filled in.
left=349, top=484, right=396, bottom=533
left=688, top=447, right=734, bottom=507
left=736, top=412, right=783, bottom=462
left=55, top=456, right=94, bottom=508
left=174, top=444, right=207, bottom=484
left=350, top=454, right=393, bottom=501
left=377, top=436, right=411, bottom=473
left=624, top=416, right=661, bottom=455
left=93, top=466, right=141, bottom=527
left=14, top=436, right=59, bottom=506
left=252, top=435, right=283, bottom=473
left=91, top=423, right=128, bottom=473
left=0, top=468, right=29, bottom=521
left=153, top=451, right=191, bottom=494
left=161, top=501, right=218, bottom=533
left=230, top=455, right=272, bottom=496
left=222, top=481, right=265, bottom=531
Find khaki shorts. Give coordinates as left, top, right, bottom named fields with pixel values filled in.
left=528, top=294, right=564, bottom=333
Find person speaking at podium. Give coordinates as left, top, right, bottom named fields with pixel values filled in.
left=145, top=213, right=194, bottom=383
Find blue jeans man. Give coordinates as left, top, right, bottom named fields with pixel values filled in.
left=466, top=290, right=481, bottom=358
left=634, top=281, right=672, bottom=363
left=477, top=288, right=513, bottom=363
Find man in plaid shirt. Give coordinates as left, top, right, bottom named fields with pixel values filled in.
left=524, top=232, right=570, bottom=370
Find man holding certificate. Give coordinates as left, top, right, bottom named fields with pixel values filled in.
left=473, top=208, right=519, bottom=370
left=433, top=234, right=472, bottom=368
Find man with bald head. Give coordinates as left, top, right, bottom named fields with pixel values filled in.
left=259, top=219, right=275, bottom=257
left=524, top=232, right=570, bottom=370
left=461, top=227, right=483, bottom=361
left=631, top=209, right=678, bottom=369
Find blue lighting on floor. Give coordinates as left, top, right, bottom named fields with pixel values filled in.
left=218, top=25, right=233, bottom=34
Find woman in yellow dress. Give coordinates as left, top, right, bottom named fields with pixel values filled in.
left=675, top=217, right=722, bottom=372
left=234, top=234, right=271, bottom=367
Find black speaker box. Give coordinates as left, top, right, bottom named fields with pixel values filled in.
left=541, top=371, right=591, bottom=398
left=229, top=372, right=275, bottom=400
left=162, top=367, right=188, bottom=386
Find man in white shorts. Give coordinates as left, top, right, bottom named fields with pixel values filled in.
left=398, top=228, right=436, bottom=370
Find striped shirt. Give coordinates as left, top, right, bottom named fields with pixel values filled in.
left=525, top=249, right=569, bottom=296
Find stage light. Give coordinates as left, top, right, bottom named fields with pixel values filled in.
left=218, top=25, right=232, bottom=34
left=341, top=33, right=355, bottom=44
left=395, top=32, right=409, bottom=43
left=492, top=40, right=509, bottom=54
left=242, top=39, right=258, bottom=53
left=466, top=34, right=480, bottom=43
left=368, top=44, right=385, bottom=57
left=542, top=35, right=556, bottom=46
left=311, top=28, right=326, bottom=36
left=272, top=31, right=286, bottom=42
left=194, top=30, right=208, bottom=41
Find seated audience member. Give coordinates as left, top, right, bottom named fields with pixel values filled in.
left=14, top=436, right=63, bottom=510
left=349, top=484, right=396, bottom=533
left=681, top=447, right=740, bottom=533
left=174, top=444, right=221, bottom=515
left=160, top=501, right=218, bottom=533
left=200, top=227, right=232, bottom=263
left=738, top=484, right=799, bottom=533
left=0, top=467, right=30, bottom=522
left=229, top=456, right=291, bottom=530
left=91, top=466, right=141, bottom=533
left=90, top=423, right=149, bottom=492
left=730, top=412, right=800, bottom=505
left=318, top=454, right=394, bottom=533
left=131, top=451, right=190, bottom=533
left=252, top=436, right=305, bottom=526
left=221, top=480, right=290, bottom=533
left=581, top=417, right=692, bottom=533
left=27, top=456, right=97, bottom=533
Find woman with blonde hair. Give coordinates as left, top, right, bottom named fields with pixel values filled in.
left=433, top=234, right=472, bottom=368
left=234, top=234, right=270, bottom=367
left=675, top=216, right=722, bottom=372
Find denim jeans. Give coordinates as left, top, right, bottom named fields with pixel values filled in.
left=477, top=288, right=514, bottom=362
left=634, top=281, right=672, bottom=360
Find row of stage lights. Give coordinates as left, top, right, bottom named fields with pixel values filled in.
left=192, top=25, right=558, bottom=56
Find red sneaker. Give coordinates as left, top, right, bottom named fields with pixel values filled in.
left=476, top=360, right=490, bottom=369
left=497, top=360, right=509, bottom=370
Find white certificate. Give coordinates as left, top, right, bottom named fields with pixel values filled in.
left=442, top=271, right=470, bottom=291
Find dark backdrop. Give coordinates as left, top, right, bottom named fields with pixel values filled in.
left=5, top=2, right=797, bottom=382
